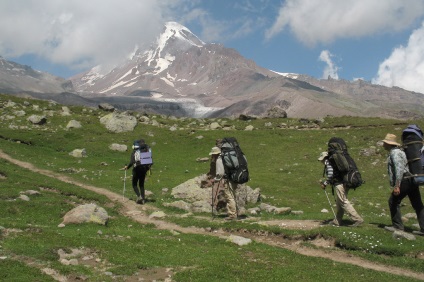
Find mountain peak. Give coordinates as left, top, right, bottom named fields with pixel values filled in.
left=160, top=21, right=204, bottom=48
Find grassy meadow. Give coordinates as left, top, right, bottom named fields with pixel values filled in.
left=0, top=93, right=424, bottom=281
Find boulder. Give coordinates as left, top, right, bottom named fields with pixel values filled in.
left=62, top=204, right=108, bottom=225
left=98, top=103, right=115, bottom=112
left=66, top=120, right=82, bottom=129
left=99, top=112, right=137, bottom=133
left=69, top=149, right=87, bottom=158
left=27, top=115, right=47, bottom=125
left=265, top=106, right=287, bottom=118
left=109, top=143, right=127, bottom=152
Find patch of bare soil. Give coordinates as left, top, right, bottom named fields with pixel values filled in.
left=1, top=149, right=424, bottom=281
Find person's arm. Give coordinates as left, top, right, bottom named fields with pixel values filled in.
left=322, top=160, right=334, bottom=186
left=390, top=149, right=407, bottom=194
left=124, top=152, right=135, bottom=170
left=214, top=156, right=225, bottom=181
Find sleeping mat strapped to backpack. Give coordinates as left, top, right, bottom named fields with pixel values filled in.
left=402, top=125, right=424, bottom=185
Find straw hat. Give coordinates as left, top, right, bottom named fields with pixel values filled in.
left=382, top=133, right=400, bottom=146
left=209, top=146, right=221, bottom=155
left=318, top=151, right=328, bottom=161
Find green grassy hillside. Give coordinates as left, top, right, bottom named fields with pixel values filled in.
left=1, top=94, right=423, bottom=281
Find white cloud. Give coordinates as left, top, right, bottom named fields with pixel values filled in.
left=265, top=0, right=424, bottom=46
left=0, top=0, right=176, bottom=71
left=319, top=50, right=339, bottom=79
left=373, top=22, right=424, bottom=94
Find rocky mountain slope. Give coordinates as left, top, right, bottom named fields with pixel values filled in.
left=0, top=56, right=73, bottom=94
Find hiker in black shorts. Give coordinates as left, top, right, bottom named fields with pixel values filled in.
left=123, top=140, right=150, bottom=204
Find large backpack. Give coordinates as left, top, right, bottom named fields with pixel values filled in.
left=402, top=125, right=424, bottom=185
left=134, top=141, right=153, bottom=168
left=327, top=137, right=364, bottom=189
left=220, top=137, right=249, bottom=184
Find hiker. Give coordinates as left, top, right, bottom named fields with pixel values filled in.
left=214, top=145, right=238, bottom=220
left=122, top=140, right=152, bottom=204
left=382, top=133, right=424, bottom=235
left=322, top=139, right=364, bottom=227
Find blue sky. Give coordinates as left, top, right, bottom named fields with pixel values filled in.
left=1, top=0, right=424, bottom=94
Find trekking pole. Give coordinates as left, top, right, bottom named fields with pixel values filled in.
left=211, top=181, right=217, bottom=218
left=324, top=188, right=336, bottom=219
left=123, top=169, right=127, bottom=201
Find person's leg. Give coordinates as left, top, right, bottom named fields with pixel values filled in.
left=388, top=180, right=408, bottom=230
left=334, top=184, right=345, bottom=225
left=131, top=169, right=140, bottom=198
left=138, top=167, right=147, bottom=202
left=343, top=187, right=363, bottom=223
left=407, top=180, right=424, bottom=231
left=223, top=181, right=237, bottom=218
left=335, top=184, right=362, bottom=224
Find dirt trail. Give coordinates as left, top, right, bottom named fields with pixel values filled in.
left=1, top=149, right=423, bottom=281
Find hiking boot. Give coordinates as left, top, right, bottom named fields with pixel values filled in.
left=349, top=220, right=364, bottom=227
left=412, top=230, right=424, bottom=236
left=224, top=216, right=237, bottom=221
left=136, top=196, right=143, bottom=204
left=384, top=226, right=403, bottom=232
left=320, top=220, right=339, bottom=227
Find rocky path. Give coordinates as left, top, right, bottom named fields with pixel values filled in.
left=1, top=149, right=423, bottom=281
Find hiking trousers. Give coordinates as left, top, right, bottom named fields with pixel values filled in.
left=388, top=178, right=424, bottom=231
left=334, top=183, right=363, bottom=225
left=223, top=180, right=238, bottom=218
left=132, top=166, right=148, bottom=199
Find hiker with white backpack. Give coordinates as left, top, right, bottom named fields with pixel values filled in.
left=122, top=139, right=153, bottom=204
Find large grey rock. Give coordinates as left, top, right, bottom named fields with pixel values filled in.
left=61, top=106, right=71, bottom=116
left=265, top=106, right=287, bottom=118
left=210, top=122, right=221, bottom=130
left=62, top=204, right=108, bottom=225
left=170, top=175, right=260, bottom=214
left=392, top=230, right=416, bottom=241
left=227, top=235, right=252, bottom=246
left=27, top=115, right=47, bottom=125
left=69, top=149, right=87, bottom=158
left=98, top=103, right=115, bottom=112
left=109, top=143, right=127, bottom=152
left=99, top=112, right=137, bottom=133
left=66, top=120, right=82, bottom=129
left=171, top=177, right=210, bottom=202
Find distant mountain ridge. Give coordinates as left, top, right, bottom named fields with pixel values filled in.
left=0, top=56, right=73, bottom=94
left=1, top=22, right=424, bottom=119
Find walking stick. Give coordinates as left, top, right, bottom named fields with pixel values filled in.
left=324, top=188, right=336, bottom=219
left=123, top=169, right=127, bottom=201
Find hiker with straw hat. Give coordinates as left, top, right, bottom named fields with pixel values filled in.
left=382, top=133, right=424, bottom=236
left=210, top=144, right=238, bottom=221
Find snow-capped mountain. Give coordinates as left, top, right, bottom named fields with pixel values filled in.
left=68, top=21, right=424, bottom=119
left=2, top=21, right=424, bottom=119
left=70, top=22, right=291, bottom=117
